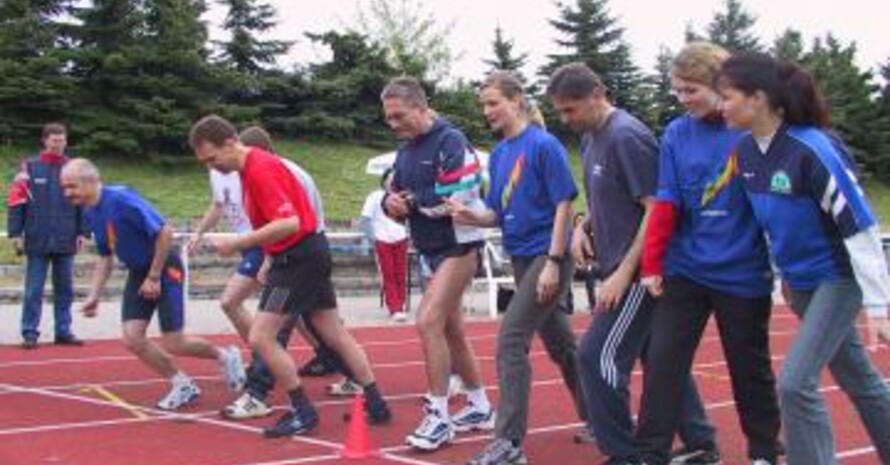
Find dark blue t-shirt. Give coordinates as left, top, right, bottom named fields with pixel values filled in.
left=85, top=185, right=166, bottom=270
left=738, top=125, right=875, bottom=291
left=658, top=115, right=773, bottom=297
left=485, top=125, right=578, bottom=257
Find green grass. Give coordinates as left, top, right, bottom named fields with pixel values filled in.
left=0, top=141, right=384, bottom=226
left=3, top=142, right=890, bottom=264
left=0, top=141, right=384, bottom=263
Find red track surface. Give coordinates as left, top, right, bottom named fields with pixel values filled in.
left=0, top=306, right=887, bottom=465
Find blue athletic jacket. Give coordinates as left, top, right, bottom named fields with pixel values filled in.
left=389, top=118, right=485, bottom=255
left=6, top=154, right=87, bottom=255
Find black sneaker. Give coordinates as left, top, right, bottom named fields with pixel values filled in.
left=21, top=338, right=38, bottom=350
left=263, top=407, right=319, bottom=438
left=670, top=444, right=722, bottom=465
left=54, top=334, right=84, bottom=346
left=298, top=353, right=337, bottom=377
left=600, top=457, right=643, bottom=465
left=366, top=396, right=392, bottom=425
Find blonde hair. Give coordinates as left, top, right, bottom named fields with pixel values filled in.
left=482, top=70, right=546, bottom=127
left=672, top=42, right=730, bottom=85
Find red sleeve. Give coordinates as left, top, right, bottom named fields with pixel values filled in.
left=6, top=163, right=30, bottom=207
left=641, top=200, right=679, bottom=278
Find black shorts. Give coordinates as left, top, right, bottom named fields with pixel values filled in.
left=259, top=233, right=337, bottom=316
left=419, top=241, right=483, bottom=275
left=122, top=252, right=185, bottom=333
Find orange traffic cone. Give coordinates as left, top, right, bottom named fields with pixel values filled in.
left=341, top=393, right=378, bottom=459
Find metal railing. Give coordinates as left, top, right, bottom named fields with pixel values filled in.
left=0, top=230, right=510, bottom=318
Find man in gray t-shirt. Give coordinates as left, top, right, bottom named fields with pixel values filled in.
left=547, top=63, right=717, bottom=465
left=580, top=109, right=657, bottom=278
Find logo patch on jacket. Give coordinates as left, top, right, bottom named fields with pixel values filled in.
left=770, top=170, right=792, bottom=194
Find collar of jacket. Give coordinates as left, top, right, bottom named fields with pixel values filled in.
left=39, top=152, right=68, bottom=165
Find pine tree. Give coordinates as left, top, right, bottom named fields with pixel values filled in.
left=684, top=22, right=703, bottom=43
left=71, top=0, right=221, bottom=157
left=706, top=0, right=763, bottom=53
left=804, top=35, right=890, bottom=181
left=215, top=0, right=290, bottom=75
left=484, top=26, right=529, bottom=74
left=880, top=58, right=890, bottom=102
left=482, top=25, right=539, bottom=94
left=281, top=31, right=398, bottom=143
left=772, top=28, right=804, bottom=62
left=0, top=0, right=76, bottom=143
left=541, top=0, right=645, bottom=118
left=644, top=46, right=682, bottom=134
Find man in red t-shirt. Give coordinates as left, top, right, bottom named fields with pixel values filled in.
left=188, top=115, right=391, bottom=438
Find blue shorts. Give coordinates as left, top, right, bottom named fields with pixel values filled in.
left=237, top=246, right=265, bottom=278
left=122, top=252, right=185, bottom=333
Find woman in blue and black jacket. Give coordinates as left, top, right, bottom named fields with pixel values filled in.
left=717, top=53, right=890, bottom=465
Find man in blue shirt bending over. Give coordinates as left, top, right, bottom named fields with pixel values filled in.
left=60, top=158, right=246, bottom=411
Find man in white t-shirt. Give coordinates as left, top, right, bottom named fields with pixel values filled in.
left=188, top=168, right=262, bottom=342
left=359, top=168, right=409, bottom=322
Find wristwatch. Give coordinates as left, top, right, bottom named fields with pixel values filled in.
left=547, top=254, right=564, bottom=264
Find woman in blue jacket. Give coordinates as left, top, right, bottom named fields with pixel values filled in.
left=717, top=53, right=890, bottom=465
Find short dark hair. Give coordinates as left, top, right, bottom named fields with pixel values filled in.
left=42, top=122, right=66, bottom=140
left=239, top=125, right=274, bottom=152
left=546, top=62, right=606, bottom=99
left=380, top=76, right=428, bottom=107
left=189, top=115, right=238, bottom=148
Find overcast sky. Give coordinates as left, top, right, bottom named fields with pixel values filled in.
left=205, top=0, right=888, bottom=82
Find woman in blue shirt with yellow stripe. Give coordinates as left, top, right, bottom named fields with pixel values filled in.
left=448, top=70, right=585, bottom=465
left=717, top=53, right=890, bottom=465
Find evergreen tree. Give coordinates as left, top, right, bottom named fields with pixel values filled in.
left=644, top=46, right=682, bottom=133
left=772, top=28, right=804, bottom=62
left=880, top=58, right=890, bottom=102
left=0, top=0, right=76, bottom=143
left=541, top=0, right=646, bottom=121
left=484, top=26, right=529, bottom=74
left=483, top=25, right=538, bottom=94
left=804, top=35, right=890, bottom=181
left=684, top=22, right=703, bottom=43
left=706, top=0, right=763, bottom=53
left=281, top=31, right=397, bottom=143
left=71, top=0, right=221, bottom=157
left=215, top=0, right=290, bottom=75
left=433, top=80, right=492, bottom=146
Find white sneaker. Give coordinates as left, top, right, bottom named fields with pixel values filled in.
left=219, top=345, right=246, bottom=392
left=391, top=311, right=409, bottom=323
left=751, top=459, right=776, bottom=465
left=327, top=378, right=363, bottom=397
left=221, top=392, right=272, bottom=420
left=451, top=401, right=496, bottom=432
left=405, top=407, right=454, bottom=451
left=467, top=438, right=529, bottom=465
left=157, top=381, right=200, bottom=411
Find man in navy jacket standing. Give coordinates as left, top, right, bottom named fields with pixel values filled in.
left=7, top=122, right=87, bottom=349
